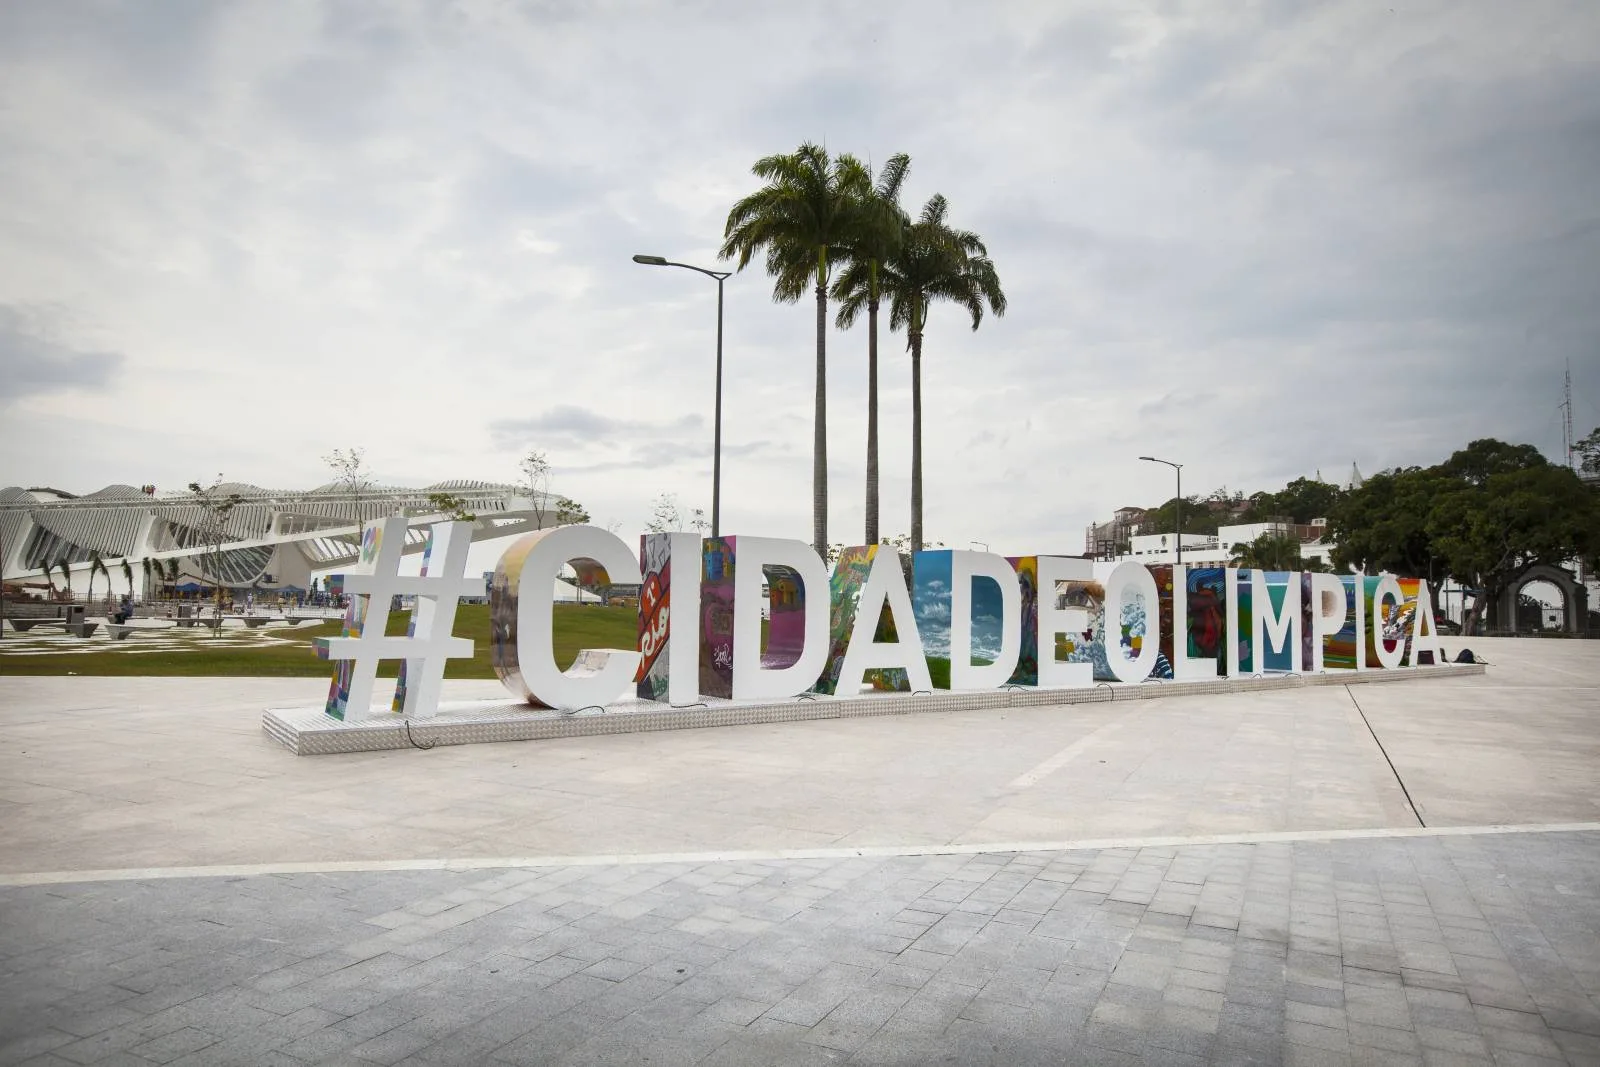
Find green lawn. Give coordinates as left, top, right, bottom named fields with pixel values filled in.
left=0, top=603, right=640, bottom=678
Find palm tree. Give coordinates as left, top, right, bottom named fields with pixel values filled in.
left=57, top=559, right=72, bottom=599
left=120, top=558, right=135, bottom=601
left=831, top=153, right=911, bottom=546
left=721, top=143, right=870, bottom=554
left=86, top=552, right=106, bottom=607
left=165, top=558, right=180, bottom=598
left=873, top=194, right=1006, bottom=550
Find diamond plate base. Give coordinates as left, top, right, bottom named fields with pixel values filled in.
left=261, top=662, right=1486, bottom=756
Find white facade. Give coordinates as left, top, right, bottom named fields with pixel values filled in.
left=2, top=480, right=562, bottom=600
left=1120, top=520, right=1336, bottom=567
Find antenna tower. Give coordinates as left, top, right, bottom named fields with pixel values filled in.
left=1562, top=361, right=1575, bottom=470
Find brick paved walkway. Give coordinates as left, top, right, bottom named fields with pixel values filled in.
left=4, top=830, right=1598, bottom=1066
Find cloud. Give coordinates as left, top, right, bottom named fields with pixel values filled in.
left=0, top=1, right=1596, bottom=549
left=0, top=306, right=123, bottom=404
left=487, top=406, right=705, bottom=451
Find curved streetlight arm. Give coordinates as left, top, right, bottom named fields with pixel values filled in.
left=632, top=254, right=730, bottom=281
left=1138, top=455, right=1184, bottom=565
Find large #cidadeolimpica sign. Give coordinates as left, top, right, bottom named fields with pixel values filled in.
left=316, top=519, right=1449, bottom=720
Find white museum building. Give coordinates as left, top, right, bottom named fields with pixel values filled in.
left=0, top=480, right=559, bottom=600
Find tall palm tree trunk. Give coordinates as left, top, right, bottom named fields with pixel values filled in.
left=910, top=326, right=924, bottom=552
left=813, top=282, right=828, bottom=555
left=865, top=289, right=880, bottom=547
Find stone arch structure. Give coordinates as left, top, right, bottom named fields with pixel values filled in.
left=1493, top=564, right=1589, bottom=634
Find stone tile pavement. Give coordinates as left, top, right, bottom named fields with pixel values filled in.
left=3, top=829, right=1599, bottom=1066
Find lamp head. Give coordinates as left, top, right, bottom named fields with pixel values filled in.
left=632, top=254, right=669, bottom=265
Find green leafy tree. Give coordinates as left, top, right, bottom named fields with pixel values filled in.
left=554, top=496, right=590, bottom=525
left=832, top=152, right=910, bottom=546
left=1231, top=533, right=1324, bottom=572
left=425, top=492, right=476, bottom=522
left=1333, top=439, right=1598, bottom=635
left=1141, top=496, right=1221, bottom=538
left=1245, top=477, right=1345, bottom=523
left=868, top=193, right=1005, bottom=551
left=1574, top=425, right=1599, bottom=476
left=721, top=143, right=871, bottom=554
left=1429, top=460, right=1598, bottom=633
left=1330, top=466, right=1453, bottom=593
left=1442, top=439, right=1548, bottom=485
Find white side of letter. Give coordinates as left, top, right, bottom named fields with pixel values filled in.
left=1037, top=555, right=1094, bottom=689
left=835, top=551, right=932, bottom=695
left=731, top=537, right=831, bottom=701
left=515, top=525, right=642, bottom=709
left=1101, top=561, right=1158, bottom=683
left=1310, top=572, right=1348, bottom=673
left=1251, top=569, right=1302, bottom=672
left=949, top=551, right=1022, bottom=690
left=1409, top=581, right=1445, bottom=668
left=1371, top=574, right=1406, bottom=670
left=667, top=532, right=702, bottom=705
left=1226, top=567, right=1243, bottom=677
left=1170, top=564, right=1217, bottom=680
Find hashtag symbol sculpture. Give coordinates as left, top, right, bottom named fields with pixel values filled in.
left=316, top=517, right=481, bottom=721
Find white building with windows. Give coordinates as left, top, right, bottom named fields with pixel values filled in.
left=1120, top=520, right=1337, bottom=568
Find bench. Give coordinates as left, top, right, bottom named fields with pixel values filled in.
left=8, top=617, right=99, bottom=637
left=106, top=622, right=177, bottom=641
left=176, top=616, right=224, bottom=629
left=221, top=615, right=277, bottom=628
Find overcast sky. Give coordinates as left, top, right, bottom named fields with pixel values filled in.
left=2, top=0, right=1597, bottom=558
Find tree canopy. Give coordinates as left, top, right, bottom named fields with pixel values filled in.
left=1230, top=533, right=1327, bottom=572
left=1330, top=438, right=1598, bottom=633
left=1575, top=425, right=1600, bottom=477
left=1241, top=477, right=1346, bottom=524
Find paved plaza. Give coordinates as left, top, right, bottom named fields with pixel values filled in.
left=1, top=638, right=1597, bottom=1064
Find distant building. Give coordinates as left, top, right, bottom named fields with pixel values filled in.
left=1083, top=506, right=1147, bottom=560
left=1, top=480, right=557, bottom=599
left=1086, top=461, right=1368, bottom=567
left=1120, top=520, right=1335, bottom=567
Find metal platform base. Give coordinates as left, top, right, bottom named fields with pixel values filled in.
left=261, top=662, right=1486, bottom=756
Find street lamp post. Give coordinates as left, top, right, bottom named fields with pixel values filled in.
left=1139, top=456, right=1184, bottom=565
left=633, top=254, right=731, bottom=538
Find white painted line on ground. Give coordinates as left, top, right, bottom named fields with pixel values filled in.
left=1447, top=686, right=1599, bottom=691
left=5, top=821, right=1598, bottom=888
left=1007, top=712, right=1134, bottom=790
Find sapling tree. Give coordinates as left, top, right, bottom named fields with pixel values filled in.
left=187, top=476, right=244, bottom=630
left=519, top=448, right=550, bottom=527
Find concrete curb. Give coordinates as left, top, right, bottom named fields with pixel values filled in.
left=262, top=662, right=1487, bottom=756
